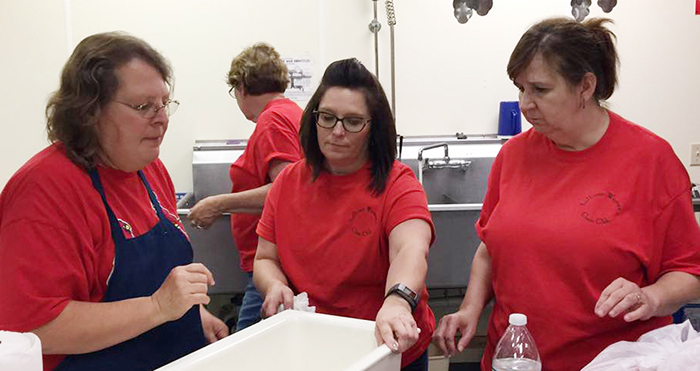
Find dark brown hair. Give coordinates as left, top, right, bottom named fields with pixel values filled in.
left=45, top=31, right=172, bottom=170
left=227, top=43, right=289, bottom=95
left=299, top=58, right=396, bottom=195
left=507, top=17, right=618, bottom=101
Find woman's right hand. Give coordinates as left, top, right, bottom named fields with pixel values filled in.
left=260, top=282, right=294, bottom=319
left=433, top=307, right=480, bottom=357
left=151, top=263, right=215, bottom=322
left=187, top=195, right=223, bottom=230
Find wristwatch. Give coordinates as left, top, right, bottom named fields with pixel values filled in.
left=385, top=283, right=419, bottom=312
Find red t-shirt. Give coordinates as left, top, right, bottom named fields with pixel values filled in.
left=476, top=111, right=700, bottom=371
left=257, top=160, right=436, bottom=367
left=0, top=143, right=186, bottom=371
left=230, top=98, right=302, bottom=272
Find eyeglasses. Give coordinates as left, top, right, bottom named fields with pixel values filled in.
left=115, top=99, right=180, bottom=119
left=228, top=86, right=236, bottom=99
left=313, top=110, right=370, bottom=133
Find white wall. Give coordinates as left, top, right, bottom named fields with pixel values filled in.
left=0, top=0, right=67, bottom=186
left=1, top=0, right=698, bottom=193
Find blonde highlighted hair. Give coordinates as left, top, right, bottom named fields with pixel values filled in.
left=227, top=43, right=289, bottom=95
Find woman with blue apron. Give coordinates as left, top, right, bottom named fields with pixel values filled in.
left=55, top=170, right=207, bottom=371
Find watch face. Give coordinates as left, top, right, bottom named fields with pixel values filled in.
left=399, top=283, right=417, bottom=299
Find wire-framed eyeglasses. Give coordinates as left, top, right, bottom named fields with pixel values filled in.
left=313, top=110, right=370, bottom=133
left=115, top=99, right=180, bottom=119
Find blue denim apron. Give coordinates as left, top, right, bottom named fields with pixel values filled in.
left=55, top=169, right=207, bottom=371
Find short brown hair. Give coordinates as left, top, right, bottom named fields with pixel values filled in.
left=227, top=43, right=289, bottom=95
left=507, top=17, right=618, bottom=101
left=45, top=32, right=172, bottom=170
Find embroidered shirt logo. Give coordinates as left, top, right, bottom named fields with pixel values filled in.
left=579, top=192, right=621, bottom=224
left=350, top=206, right=377, bottom=237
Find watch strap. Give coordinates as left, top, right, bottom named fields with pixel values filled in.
left=385, top=283, right=419, bottom=312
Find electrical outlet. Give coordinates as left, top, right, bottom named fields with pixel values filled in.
left=692, top=143, right=700, bottom=166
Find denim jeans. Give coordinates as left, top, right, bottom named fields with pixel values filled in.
left=235, top=272, right=263, bottom=331
left=402, top=350, right=428, bottom=371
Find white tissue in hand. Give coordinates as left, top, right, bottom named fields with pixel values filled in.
left=277, top=292, right=316, bottom=314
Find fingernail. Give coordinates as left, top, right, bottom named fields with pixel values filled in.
left=393, top=342, right=399, bottom=351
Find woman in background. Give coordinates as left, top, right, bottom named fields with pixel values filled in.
left=254, top=58, right=435, bottom=371
left=0, top=32, right=227, bottom=371
left=433, top=18, right=700, bottom=371
left=188, top=42, right=302, bottom=331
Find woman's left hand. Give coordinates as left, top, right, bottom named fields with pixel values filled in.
left=200, top=305, right=229, bottom=343
left=595, top=277, right=660, bottom=322
left=374, top=296, right=420, bottom=353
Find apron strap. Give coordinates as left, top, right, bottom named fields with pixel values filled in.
left=137, top=170, right=166, bottom=218
left=88, top=168, right=126, bottom=243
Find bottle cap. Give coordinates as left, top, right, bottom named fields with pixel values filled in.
left=509, top=313, right=527, bottom=326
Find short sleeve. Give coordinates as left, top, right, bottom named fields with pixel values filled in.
left=654, top=189, right=700, bottom=279
left=644, top=143, right=700, bottom=280
left=382, top=165, right=435, bottom=245
left=475, top=150, right=503, bottom=241
left=0, top=191, right=96, bottom=331
left=253, top=117, right=301, bottom=179
left=256, top=165, right=285, bottom=243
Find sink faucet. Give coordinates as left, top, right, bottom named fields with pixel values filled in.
left=418, top=142, right=471, bottom=174
left=417, top=142, right=449, bottom=162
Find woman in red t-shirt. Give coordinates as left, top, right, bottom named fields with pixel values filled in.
left=0, top=32, right=227, bottom=371
left=254, top=58, right=436, bottom=371
left=433, top=17, right=700, bottom=371
left=187, top=43, right=302, bottom=332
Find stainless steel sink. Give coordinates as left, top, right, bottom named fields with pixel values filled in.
left=177, top=193, right=248, bottom=295
left=421, top=157, right=492, bottom=206
left=181, top=136, right=502, bottom=293
left=419, top=157, right=494, bottom=289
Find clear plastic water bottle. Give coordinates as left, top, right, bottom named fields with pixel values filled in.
left=492, top=313, right=542, bottom=371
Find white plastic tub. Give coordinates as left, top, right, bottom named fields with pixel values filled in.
left=156, top=310, right=401, bottom=371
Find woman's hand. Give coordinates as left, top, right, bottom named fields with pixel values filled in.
left=151, top=263, right=214, bottom=323
left=374, top=295, right=420, bottom=353
left=595, top=277, right=659, bottom=322
left=260, top=282, right=294, bottom=319
left=188, top=195, right=223, bottom=230
left=433, top=307, right=480, bottom=357
left=200, top=305, right=229, bottom=343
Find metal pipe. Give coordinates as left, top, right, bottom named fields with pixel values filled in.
left=374, top=1, right=379, bottom=78
left=369, top=0, right=381, bottom=79
left=386, top=0, right=396, bottom=117
left=428, top=203, right=483, bottom=212
left=390, top=24, right=396, bottom=117
left=417, top=142, right=449, bottom=162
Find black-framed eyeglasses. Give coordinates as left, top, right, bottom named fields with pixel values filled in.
left=115, top=99, right=180, bottom=119
left=313, top=110, right=370, bottom=133
left=228, top=86, right=236, bottom=99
